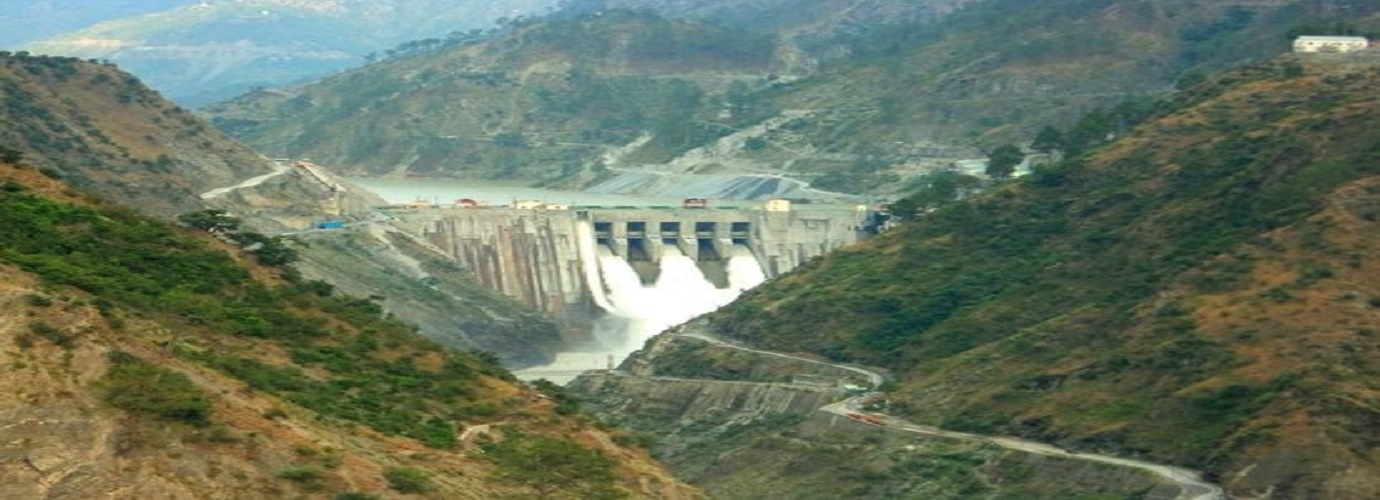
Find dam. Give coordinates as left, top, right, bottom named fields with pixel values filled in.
left=385, top=199, right=868, bottom=322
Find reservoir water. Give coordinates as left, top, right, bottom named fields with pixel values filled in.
left=348, top=177, right=688, bottom=206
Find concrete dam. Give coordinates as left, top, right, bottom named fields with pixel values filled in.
left=385, top=201, right=868, bottom=322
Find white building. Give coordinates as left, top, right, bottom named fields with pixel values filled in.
left=763, top=199, right=792, bottom=212
left=1293, top=36, right=1369, bottom=53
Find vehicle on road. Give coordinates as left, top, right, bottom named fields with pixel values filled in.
left=844, top=411, right=886, bottom=426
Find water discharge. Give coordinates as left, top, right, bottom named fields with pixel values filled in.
left=516, top=241, right=767, bottom=383
left=575, top=220, right=615, bottom=312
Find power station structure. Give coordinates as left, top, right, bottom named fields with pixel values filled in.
left=384, top=199, right=868, bottom=317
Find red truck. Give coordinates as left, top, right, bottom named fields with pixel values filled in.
left=844, top=412, right=886, bottom=426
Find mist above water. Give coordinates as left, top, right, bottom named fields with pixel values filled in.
left=517, top=241, right=766, bottom=383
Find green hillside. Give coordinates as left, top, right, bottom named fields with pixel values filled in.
left=0, top=158, right=692, bottom=497
left=207, top=1, right=1380, bottom=197
left=0, top=50, right=567, bottom=367
left=705, top=55, right=1380, bottom=497
left=206, top=10, right=782, bottom=180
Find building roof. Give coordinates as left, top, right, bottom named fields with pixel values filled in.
left=1295, top=35, right=1369, bottom=42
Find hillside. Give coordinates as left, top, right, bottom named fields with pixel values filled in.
left=0, top=52, right=270, bottom=216
left=205, top=10, right=786, bottom=182
left=0, top=51, right=565, bottom=365
left=206, top=0, right=1380, bottom=197
left=688, top=54, right=1380, bottom=498
left=563, top=0, right=967, bottom=44
left=0, top=159, right=696, bottom=498
left=18, top=0, right=560, bottom=105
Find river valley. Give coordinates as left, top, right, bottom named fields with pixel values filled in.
left=348, top=177, right=785, bottom=383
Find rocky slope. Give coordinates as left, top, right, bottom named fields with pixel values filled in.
left=692, top=54, right=1380, bottom=498
left=0, top=50, right=563, bottom=365
left=0, top=158, right=697, bottom=499
left=0, top=52, right=268, bottom=216
left=571, top=323, right=1166, bottom=499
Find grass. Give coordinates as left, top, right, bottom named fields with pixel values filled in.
left=0, top=178, right=507, bottom=448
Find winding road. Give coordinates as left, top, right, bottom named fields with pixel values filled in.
left=666, top=331, right=1225, bottom=500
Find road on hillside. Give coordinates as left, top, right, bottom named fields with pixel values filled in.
left=199, top=163, right=290, bottom=199
left=672, top=332, right=883, bottom=387
left=667, top=331, right=1225, bottom=500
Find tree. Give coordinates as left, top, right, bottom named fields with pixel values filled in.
left=0, top=145, right=23, bottom=164
left=493, top=131, right=528, bottom=148
left=1030, top=126, right=1065, bottom=154
left=985, top=144, right=1023, bottom=180
left=485, top=435, right=625, bottom=499
left=250, top=238, right=299, bottom=267
left=383, top=467, right=434, bottom=493
left=177, top=209, right=241, bottom=233
left=893, top=169, right=983, bottom=219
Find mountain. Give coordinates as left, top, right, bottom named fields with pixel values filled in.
left=0, top=0, right=189, bottom=46
left=206, top=0, right=1380, bottom=198
left=0, top=52, right=271, bottom=216
left=561, top=0, right=967, bottom=39
left=0, top=156, right=695, bottom=499
left=657, top=54, right=1380, bottom=498
left=204, top=10, right=788, bottom=183
left=19, top=0, right=560, bottom=106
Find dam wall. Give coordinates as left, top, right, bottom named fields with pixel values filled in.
left=392, top=209, right=590, bottom=319
left=385, top=203, right=867, bottom=318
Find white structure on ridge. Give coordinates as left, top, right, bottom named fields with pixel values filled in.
left=1293, top=36, right=1370, bottom=53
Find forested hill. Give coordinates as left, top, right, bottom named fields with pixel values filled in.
left=709, top=54, right=1380, bottom=498
left=204, top=10, right=786, bottom=181
left=207, top=0, right=1380, bottom=195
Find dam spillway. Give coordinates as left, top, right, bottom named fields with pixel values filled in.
left=385, top=202, right=868, bottom=320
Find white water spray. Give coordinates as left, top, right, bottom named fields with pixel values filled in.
left=516, top=240, right=767, bottom=383
left=575, top=220, right=615, bottom=312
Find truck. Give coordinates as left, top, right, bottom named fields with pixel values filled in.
left=844, top=411, right=886, bottom=426
left=315, top=221, right=346, bottom=229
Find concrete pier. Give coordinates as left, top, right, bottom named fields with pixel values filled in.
left=385, top=203, right=868, bottom=318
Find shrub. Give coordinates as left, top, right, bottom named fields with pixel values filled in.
left=29, top=322, right=74, bottom=348
left=484, top=435, right=624, bottom=499
left=100, top=351, right=212, bottom=425
left=335, top=493, right=379, bottom=500
left=278, top=465, right=327, bottom=482
left=383, top=467, right=434, bottom=493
